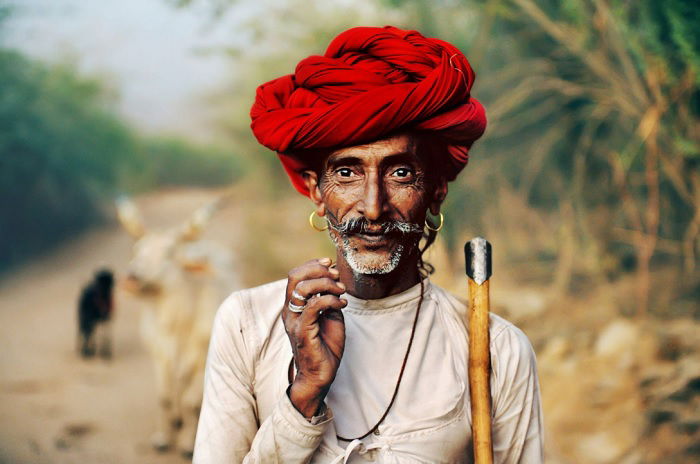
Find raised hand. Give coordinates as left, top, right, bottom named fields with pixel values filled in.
left=282, top=257, right=347, bottom=418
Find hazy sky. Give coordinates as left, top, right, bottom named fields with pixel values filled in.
left=4, top=0, right=248, bottom=138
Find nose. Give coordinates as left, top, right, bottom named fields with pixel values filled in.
left=358, top=170, right=386, bottom=222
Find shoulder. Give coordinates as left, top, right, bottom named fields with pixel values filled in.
left=215, top=278, right=287, bottom=328
left=427, top=282, right=466, bottom=318
left=428, top=282, right=536, bottom=363
left=219, top=278, right=286, bottom=312
left=489, top=313, right=537, bottom=367
left=212, top=279, right=288, bottom=354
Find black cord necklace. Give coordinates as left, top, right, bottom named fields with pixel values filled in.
left=336, top=277, right=425, bottom=441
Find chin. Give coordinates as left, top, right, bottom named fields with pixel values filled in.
left=345, top=245, right=405, bottom=275
left=340, top=235, right=410, bottom=275
left=331, top=232, right=420, bottom=276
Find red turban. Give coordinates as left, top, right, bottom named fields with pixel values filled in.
left=250, top=25, right=487, bottom=196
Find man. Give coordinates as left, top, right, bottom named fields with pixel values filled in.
left=194, top=26, right=543, bottom=463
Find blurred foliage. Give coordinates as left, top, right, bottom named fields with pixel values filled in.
left=0, top=48, right=243, bottom=273
left=129, top=137, right=242, bottom=190
left=0, top=48, right=136, bottom=271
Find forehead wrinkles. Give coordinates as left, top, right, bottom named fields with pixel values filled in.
left=327, top=134, right=415, bottom=163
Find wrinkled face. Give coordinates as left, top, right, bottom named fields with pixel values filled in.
left=125, top=233, right=179, bottom=295
left=311, top=134, right=443, bottom=275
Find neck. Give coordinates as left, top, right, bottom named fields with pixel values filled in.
left=335, top=252, right=422, bottom=300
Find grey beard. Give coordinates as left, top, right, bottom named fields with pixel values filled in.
left=328, top=218, right=423, bottom=276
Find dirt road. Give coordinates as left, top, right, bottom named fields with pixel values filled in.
left=0, top=188, right=241, bottom=464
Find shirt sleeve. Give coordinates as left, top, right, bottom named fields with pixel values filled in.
left=193, top=292, right=332, bottom=464
left=490, top=323, right=545, bottom=464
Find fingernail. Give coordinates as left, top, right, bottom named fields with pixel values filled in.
left=330, top=268, right=339, bottom=276
left=340, top=299, right=348, bottom=306
left=338, top=282, right=346, bottom=291
left=319, top=257, right=332, bottom=265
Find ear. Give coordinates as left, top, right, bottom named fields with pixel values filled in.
left=303, top=170, right=326, bottom=216
left=429, top=178, right=448, bottom=216
left=115, top=196, right=145, bottom=239
left=180, top=258, right=212, bottom=275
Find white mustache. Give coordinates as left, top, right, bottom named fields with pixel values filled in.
left=329, top=217, right=423, bottom=236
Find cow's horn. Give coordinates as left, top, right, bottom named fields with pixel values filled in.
left=115, top=195, right=146, bottom=239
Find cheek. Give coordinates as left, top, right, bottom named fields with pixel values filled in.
left=387, top=186, right=430, bottom=219
left=319, top=178, right=336, bottom=198
left=320, top=182, right=361, bottom=214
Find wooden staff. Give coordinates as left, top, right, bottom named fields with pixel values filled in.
left=465, top=237, right=493, bottom=464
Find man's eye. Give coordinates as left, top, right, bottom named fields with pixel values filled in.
left=393, top=168, right=413, bottom=178
left=336, top=168, right=353, bottom=177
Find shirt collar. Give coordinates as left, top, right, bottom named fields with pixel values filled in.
left=342, top=278, right=430, bottom=313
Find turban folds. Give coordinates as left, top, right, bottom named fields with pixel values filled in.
left=250, top=26, right=487, bottom=196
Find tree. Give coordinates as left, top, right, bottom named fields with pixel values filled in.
left=0, top=49, right=138, bottom=271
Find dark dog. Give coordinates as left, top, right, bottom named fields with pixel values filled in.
left=77, top=269, right=114, bottom=359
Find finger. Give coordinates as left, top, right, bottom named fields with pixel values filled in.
left=287, top=260, right=339, bottom=291
left=295, top=278, right=346, bottom=301
left=284, top=258, right=339, bottom=321
left=286, top=275, right=340, bottom=315
left=299, top=257, right=333, bottom=271
left=284, top=300, right=307, bottom=321
left=320, top=307, right=345, bottom=325
left=299, top=294, right=347, bottom=327
left=291, top=261, right=339, bottom=282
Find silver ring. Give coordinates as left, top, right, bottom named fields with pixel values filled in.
left=288, top=301, right=306, bottom=313
left=291, top=290, right=307, bottom=303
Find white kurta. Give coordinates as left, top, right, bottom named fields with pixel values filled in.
left=193, top=279, right=544, bottom=463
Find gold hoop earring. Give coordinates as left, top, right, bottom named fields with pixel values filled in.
left=309, top=210, right=329, bottom=232
left=425, top=212, right=444, bottom=232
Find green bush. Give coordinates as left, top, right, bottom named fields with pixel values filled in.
left=0, top=48, right=244, bottom=273
left=131, top=137, right=243, bottom=189
left=0, top=49, right=137, bottom=271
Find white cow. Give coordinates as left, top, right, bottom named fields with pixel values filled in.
left=116, top=195, right=238, bottom=457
